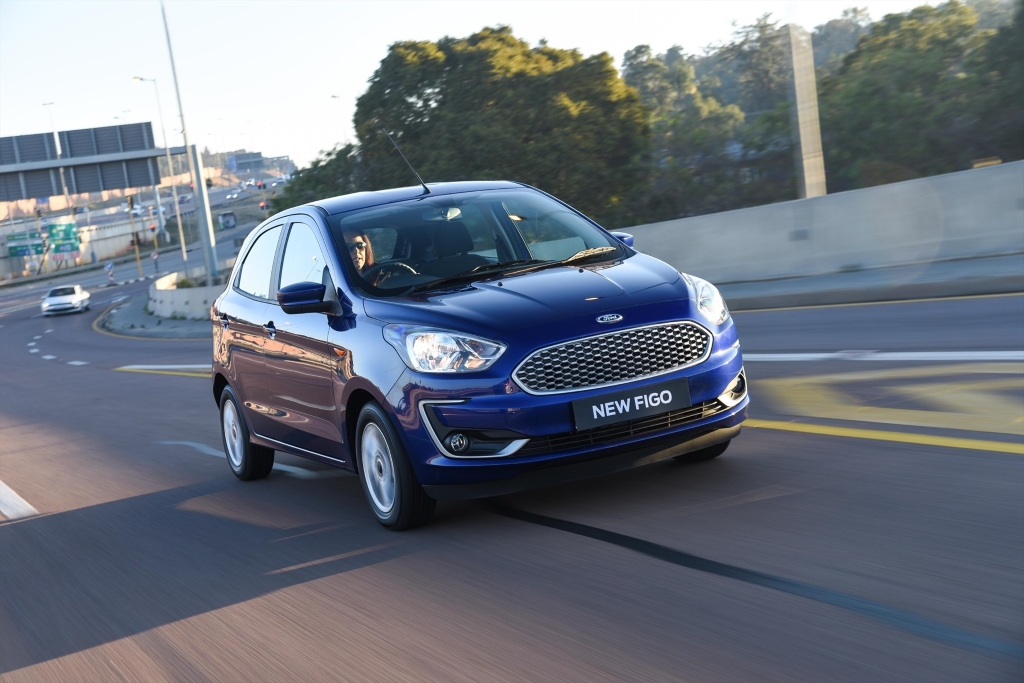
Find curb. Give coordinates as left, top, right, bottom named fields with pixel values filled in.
left=93, top=296, right=212, bottom=342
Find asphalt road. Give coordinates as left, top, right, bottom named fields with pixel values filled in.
left=0, top=290, right=1021, bottom=682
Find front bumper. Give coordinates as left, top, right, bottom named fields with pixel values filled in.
left=387, top=329, right=746, bottom=492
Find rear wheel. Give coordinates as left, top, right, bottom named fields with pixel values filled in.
left=356, top=401, right=435, bottom=530
left=220, top=386, right=274, bottom=480
left=674, top=440, right=730, bottom=463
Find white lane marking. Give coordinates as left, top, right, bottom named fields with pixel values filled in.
left=26, top=342, right=35, bottom=346
left=44, top=329, right=52, bottom=333
left=744, top=351, right=1024, bottom=362
left=33, top=335, right=41, bottom=340
left=29, top=349, right=39, bottom=354
left=155, top=441, right=344, bottom=479
left=0, top=479, right=38, bottom=520
left=67, top=360, right=88, bottom=366
left=119, top=364, right=211, bottom=371
left=41, top=355, right=56, bottom=360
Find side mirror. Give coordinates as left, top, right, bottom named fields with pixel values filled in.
left=610, top=231, right=634, bottom=248
left=277, top=281, right=332, bottom=314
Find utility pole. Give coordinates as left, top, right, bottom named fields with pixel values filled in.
left=134, top=76, right=187, bottom=261
left=787, top=24, right=827, bottom=198
left=161, top=0, right=206, bottom=276
left=189, top=145, right=218, bottom=285
left=127, top=197, right=144, bottom=278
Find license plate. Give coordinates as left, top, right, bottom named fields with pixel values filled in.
left=571, top=378, right=691, bottom=431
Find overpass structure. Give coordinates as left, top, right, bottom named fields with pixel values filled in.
left=0, top=123, right=185, bottom=201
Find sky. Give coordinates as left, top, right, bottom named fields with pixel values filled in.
left=1, top=0, right=936, bottom=169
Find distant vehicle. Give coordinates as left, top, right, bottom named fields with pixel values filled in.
left=225, top=190, right=242, bottom=200
left=179, top=194, right=192, bottom=204
left=41, top=285, right=90, bottom=315
left=244, top=179, right=256, bottom=187
left=130, top=206, right=145, bottom=217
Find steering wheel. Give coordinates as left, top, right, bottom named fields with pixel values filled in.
left=363, top=261, right=418, bottom=284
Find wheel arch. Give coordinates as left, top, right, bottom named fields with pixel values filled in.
left=213, top=372, right=229, bottom=405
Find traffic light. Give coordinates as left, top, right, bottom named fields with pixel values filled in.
left=256, top=181, right=263, bottom=189
left=189, top=182, right=194, bottom=189
left=127, top=195, right=134, bottom=209
left=259, top=201, right=266, bottom=211
left=35, top=208, right=42, bottom=218
left=150, top=223, right=156, bottom=232
left=205, top=178, right=213, bottom=189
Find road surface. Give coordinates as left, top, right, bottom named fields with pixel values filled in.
left=0, top=285, right=1021, bottom=681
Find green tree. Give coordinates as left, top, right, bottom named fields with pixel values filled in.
left=964, top=0, right=1024, bottom=161
left=622, top=45, right=746, bottom=221
left=273, top=143, right=360, bottom=211
left=819, top=1, right=986, bottom=189
left=813, top=8, right=872, bottom=76
left=352, top=26, right=648, bottom=225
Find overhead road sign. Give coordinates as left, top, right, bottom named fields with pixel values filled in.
left=47, top=221, right=81, bottom=261
left=5, top=231, right=44, bottom=257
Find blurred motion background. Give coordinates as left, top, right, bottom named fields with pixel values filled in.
left=0, top=2, right=1022, bottom=682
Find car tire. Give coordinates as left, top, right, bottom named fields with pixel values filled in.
left=674, top=439, right=730, bottom=463
left=356, top=401, right=435, bottom=530
left=219, top=386, right=274, bottom=480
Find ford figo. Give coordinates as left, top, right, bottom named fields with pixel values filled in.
left=213, top=182, right=747, bottom=529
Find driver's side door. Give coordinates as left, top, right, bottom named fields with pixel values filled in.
left=261, top=218, right=345, bottom=460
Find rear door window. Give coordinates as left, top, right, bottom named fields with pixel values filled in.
left=236, top=225, right=282, bottom=299
left=279, top=223, right=328, bottom=289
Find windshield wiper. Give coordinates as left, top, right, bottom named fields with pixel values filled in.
left=406, top=259, right=550, bottom=294
left=501, top=246, right=619, bottom=276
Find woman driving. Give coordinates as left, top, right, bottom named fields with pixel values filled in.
left=347, top=234, right=375, bottom=274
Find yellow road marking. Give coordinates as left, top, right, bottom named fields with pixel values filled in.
left=113, top=368, right=210, bottom=378
left=746, top=419, right=1024, bottom=455
left=756, top=363, right=1024, bottom=436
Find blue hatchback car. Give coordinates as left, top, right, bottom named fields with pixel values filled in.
left=213, top=181, right=747, bottom=529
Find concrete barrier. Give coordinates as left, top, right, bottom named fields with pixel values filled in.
left=148, top=257, right=235, bottom=320
left=628, top=161, right=1024, bottom=283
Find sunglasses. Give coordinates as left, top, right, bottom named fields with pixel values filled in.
left=347, top=242, right=367, bottom=252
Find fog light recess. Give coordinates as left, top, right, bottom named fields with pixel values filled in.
left=445, top=433, right=471, bottom=454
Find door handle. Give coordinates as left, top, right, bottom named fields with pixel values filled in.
left=263, top=321, right=276, bottom=339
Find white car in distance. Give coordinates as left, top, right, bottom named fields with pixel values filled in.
left=41, top=285, right=90, bottom=316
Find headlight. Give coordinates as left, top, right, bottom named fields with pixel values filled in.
left=384, top=325, right=506, bottom=373
left=682, top=273, right=730, bottom=325
left=41, top=302, right=49, bottom=308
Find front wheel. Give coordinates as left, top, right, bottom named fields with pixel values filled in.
left=220, top=386, right=274, bottom=480
left=356, top=402, right=435, bottom=530
left=674, top=439, right=730, bottom=463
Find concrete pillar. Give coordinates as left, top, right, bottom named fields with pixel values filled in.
left=188, top=144, right=218, bottom=285
left=787, top=24, right=827, bottom=198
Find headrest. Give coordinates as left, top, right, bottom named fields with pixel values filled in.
left=434, top=223, right=474, bottom=257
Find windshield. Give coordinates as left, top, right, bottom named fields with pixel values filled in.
left=49, top=287, right=76, bottom=297
left=328, top=189, right=627, bottom=297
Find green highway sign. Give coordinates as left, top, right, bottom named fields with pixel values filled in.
left=47, top=221, right=81, bottom=256
left=6, top=231, right=44, bottom=257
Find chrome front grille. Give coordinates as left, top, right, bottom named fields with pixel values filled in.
left=512, top=321, right=712, bottom=395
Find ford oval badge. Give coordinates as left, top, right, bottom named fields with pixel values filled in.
left=596, top=314, right=623, bottom=324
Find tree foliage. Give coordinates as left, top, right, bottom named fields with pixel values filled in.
left=353, top=27, right=648, bottom=225
left=280, top=5, right=1022, bottom=225
left=819, top=0, right=1022, bottom=190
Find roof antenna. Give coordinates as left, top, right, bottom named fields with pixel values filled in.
left=381, top=128, right=430, bottom=194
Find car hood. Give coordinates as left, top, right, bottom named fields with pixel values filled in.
left=363, top=253, right=696, bottom=340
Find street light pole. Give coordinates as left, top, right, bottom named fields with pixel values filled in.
left=134, top=76, right=187, bottom=261
left=161, top=0, right=216, bottom=285
left=42, top=103, right=73, bottom=220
